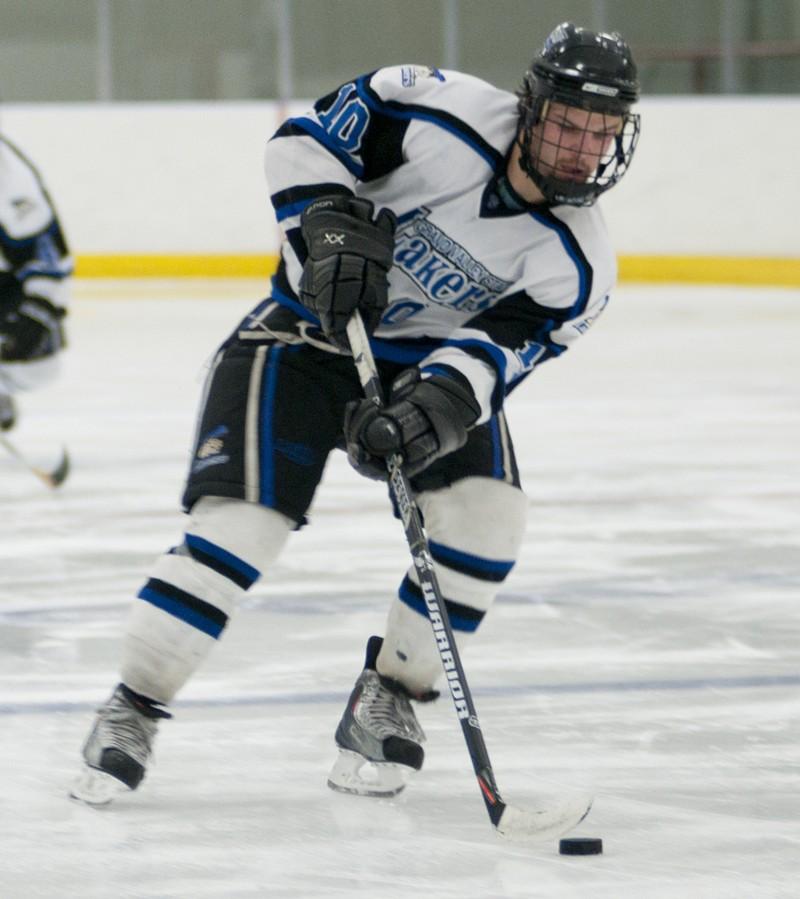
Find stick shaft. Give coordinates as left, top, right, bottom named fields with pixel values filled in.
left=345, top=313, right=506, bottom=825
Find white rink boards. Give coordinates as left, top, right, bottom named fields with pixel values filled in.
left=0, top=280, right=798, bottom=898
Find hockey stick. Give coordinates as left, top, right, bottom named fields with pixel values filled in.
left=0, top=434, right=70, bottom=489
left=345, top=311, right=592, bottom=844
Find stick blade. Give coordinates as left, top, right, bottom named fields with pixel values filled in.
left=495, top=794, right=593, bottom=844
left=46, top=447, right=70, bottom=488
left=33, top=446, right=70, bottom=489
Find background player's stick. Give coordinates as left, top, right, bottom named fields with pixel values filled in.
left=0, top=434, right=70, bottom=489
left=345, top=310, right=592, bottom=844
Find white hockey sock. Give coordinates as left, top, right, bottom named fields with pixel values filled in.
left=377, top=477, right=527, bottom=694
left=121, top=497, right=294, bottom=703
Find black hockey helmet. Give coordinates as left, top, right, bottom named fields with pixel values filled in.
left=517, top=22, right=641, bottom=206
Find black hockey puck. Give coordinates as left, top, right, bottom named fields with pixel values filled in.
left=559, top=837, right=603, bottom=856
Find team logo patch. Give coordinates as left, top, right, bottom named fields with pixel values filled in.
left=192, top=425, right=230, bottom=473
left=401, top=65, right=446, bottom=87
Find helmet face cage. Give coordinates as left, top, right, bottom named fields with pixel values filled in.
left=516, top=24, right=641, bottom=206
left=517, top=85, right=640, bottom=206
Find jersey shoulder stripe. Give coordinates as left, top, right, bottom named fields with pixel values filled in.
left=358, top=74, right=504, bottom=170
left=527, top=207, right=594, bottom=318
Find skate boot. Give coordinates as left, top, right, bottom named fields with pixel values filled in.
left=70, top=683, right=171, bottom=806
left=0, top=393, right=16, bottom=431
left=328, top=635, right=434, bottom=797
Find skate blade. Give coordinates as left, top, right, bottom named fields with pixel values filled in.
left=69, top=766, right=131, bottom=807
left=327, top=749, right=413, bottom=798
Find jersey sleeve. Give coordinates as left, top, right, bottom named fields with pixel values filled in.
left=416, top=212, right=617, bottom=424
left=417, top=287, right=612, bottom=423
left=263, top=65, right=492, bottom=282
left=264, top=67, right=416, bottom=275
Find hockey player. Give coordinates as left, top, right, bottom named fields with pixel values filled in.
left=71, top=22, right=640, bottom=805
left=0, top=133, right=71, bottom=432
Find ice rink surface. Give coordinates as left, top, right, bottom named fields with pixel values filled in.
left=1, top=280, right=798, bottom=899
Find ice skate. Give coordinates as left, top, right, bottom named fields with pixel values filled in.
left=0, top=393, right=16, bottom=431
left=70, top=683, right=171, bottom=806
left=328, top=636, right=431, bottom=798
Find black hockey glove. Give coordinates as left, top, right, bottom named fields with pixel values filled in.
left=299, top=195, right=396, bottom=350
left=0, top=296, right=66, bottom=362
left=345, top=369, right=481, bottom=480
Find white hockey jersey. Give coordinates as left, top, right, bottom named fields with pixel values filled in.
left=256, top=65, right=617, bottom=423
left=0, top=136, right=72, bottom=313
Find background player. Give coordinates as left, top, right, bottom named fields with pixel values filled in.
left=71, top=22, right=640, bottom=805
left=0, top=131, right=71, bottom=433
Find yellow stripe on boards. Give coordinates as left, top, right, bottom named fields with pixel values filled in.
left=75, top=254, right=279, bottom=278
left=74, top=254, right=800, bottom=287
left=618, top=255, right=800, bottom=288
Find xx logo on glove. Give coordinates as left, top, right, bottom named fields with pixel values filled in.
left=323, top=232, right=346, bottom=246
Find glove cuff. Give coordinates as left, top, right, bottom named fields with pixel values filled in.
left=392, top=369, right=480, bottom=431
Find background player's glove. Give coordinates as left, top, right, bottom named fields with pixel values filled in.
left=345, top=369, right=481, bottom=480
left=299, top=195, right=396, bottom=350
left=0, top=296, right=66, bottom=362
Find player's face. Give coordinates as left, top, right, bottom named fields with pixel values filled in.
left=530, top=102, right=623, bottom=183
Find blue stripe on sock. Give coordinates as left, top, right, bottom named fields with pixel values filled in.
left=428, top=539, right=514, bottom=581
left=185, top=534, right=260, bottom=587
left=138, top=586, right=226, bottom=639
left=398, top=575, right=483, bottom=633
